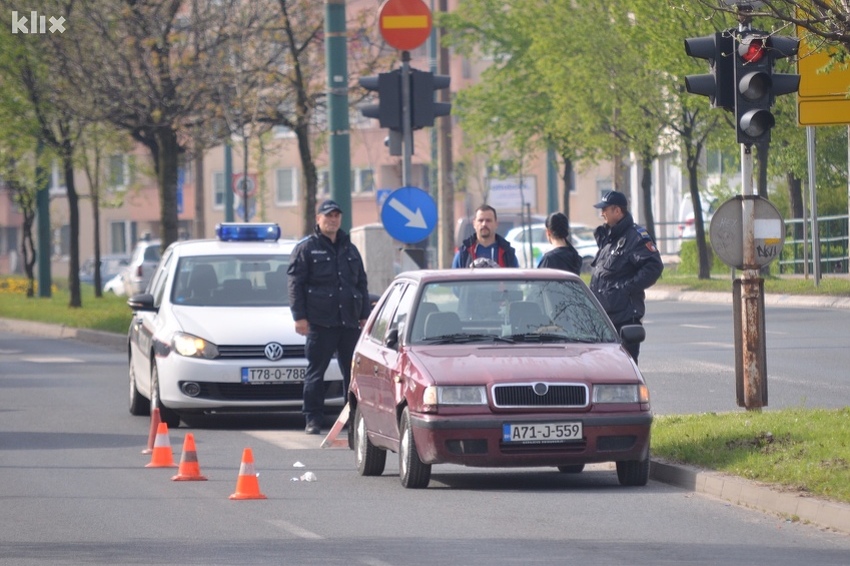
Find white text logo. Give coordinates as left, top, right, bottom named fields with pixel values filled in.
left=11, top=11, right=66, bottom=34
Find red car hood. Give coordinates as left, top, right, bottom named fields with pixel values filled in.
left=407, top=344, right=641, bottom=385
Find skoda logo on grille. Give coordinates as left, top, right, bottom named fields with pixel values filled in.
left=264, top=342, right=284, bottom=361
left=533, top=382, right=549, bottom=396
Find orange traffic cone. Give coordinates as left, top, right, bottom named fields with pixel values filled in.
left=229, top=448, right=267, bottom=500
left=142, top=408, right=162, bottom=454
left=145, top=422, right=177, bottom=468
left=171, top=433, right=207, bottom=481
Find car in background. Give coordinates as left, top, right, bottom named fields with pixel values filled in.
left=103, top=273, right=126, bottom=295
left=349, top=267, right=651, bottom=488
left=678, top=194, right=717, bottom=242
left=504, top=223, right=599, bottom=272
left=122, top=239, right=162, bottom=296
left=126, top=223, right=344, bottom=428
left=79, top=254, right=130, bottom=292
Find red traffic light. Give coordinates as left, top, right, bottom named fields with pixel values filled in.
left=738, top=35, right=766, bottom=63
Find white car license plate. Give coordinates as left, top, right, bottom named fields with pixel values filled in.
left=241, top=367, right=306, bottom=384
left=502, top=422, right=583, bottom=443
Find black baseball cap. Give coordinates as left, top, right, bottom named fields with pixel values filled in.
left=318, top=199, right=342, bottom=215
left=593, top=191, right=628, bottom=209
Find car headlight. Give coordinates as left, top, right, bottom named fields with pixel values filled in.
left=172, top=332, right=219, bottom=359
left=424, top=385, right=488, bottom=406
left=593, top=384, right=650, bottom=404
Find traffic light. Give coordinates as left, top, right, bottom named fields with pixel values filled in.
left=733, top=31, right=801, bottom=145
left=359, top=69, right=402, bottom=131
left=410, top=69, right=452, bottom=129
left=684, top=31, right=735, bottom=111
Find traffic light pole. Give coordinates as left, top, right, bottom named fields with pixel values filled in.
left=737, top=143, right=767, bottom=410
left=401, top=51, right=413, bottom=187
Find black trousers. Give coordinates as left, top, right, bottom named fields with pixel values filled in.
left=302, top=324, right=360, bottom=423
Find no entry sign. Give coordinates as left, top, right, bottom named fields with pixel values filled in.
left=378, top=0, right=432, bottom=51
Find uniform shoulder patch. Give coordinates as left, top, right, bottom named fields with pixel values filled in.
left=633, top=225, right=658, bottom=252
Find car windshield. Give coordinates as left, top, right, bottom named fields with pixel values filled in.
left=171, top=255, right=290, bottom=307
left=409, top=279, right=617, bottom=345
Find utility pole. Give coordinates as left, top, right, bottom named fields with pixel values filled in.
left=437, top=0, right=454, bottom=268
left=326, top=0, right=352, bottom=232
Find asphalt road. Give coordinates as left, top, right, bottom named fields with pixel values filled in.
left=2, top=296, right=850, bottom=564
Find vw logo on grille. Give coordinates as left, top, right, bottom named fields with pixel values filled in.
left=533, top=382, right=549, bottom=396
left=264, top=342, right=284, bottom=361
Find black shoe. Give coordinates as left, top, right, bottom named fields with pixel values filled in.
left=305, top=423, right=321, bottom=435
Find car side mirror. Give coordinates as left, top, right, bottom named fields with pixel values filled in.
left=620, top=324, right=646, bottom=344
left=127, top=293, right=157, bottom=312
left=385, top=328, right=399, bottom=350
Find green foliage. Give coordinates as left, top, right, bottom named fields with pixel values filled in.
left=677, top=240, right=727, bottom=274
left=653, top=408, right=850, bottom=504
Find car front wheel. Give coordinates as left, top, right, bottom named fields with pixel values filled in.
left=151, top=363, right=181, bottom=429
left=354, top=406, right=386, bottom=476
left=399, top=407, right=431, bottom=489
left=616, top=455, right=650, bottom=486
left=128, top=353, right=150, bottom=416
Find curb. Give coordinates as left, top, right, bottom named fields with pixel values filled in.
left=3, top=315, right=850, bottom=534
left=651, top=460, right=850, bottom=534
left=646, top=287, right=850, bottom=310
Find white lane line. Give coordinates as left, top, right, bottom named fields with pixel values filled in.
left=267, top=519, right=323, bottom=540
left=681, top=324, right=714, bottom=329
left=20, top=356, right=83, bottom=363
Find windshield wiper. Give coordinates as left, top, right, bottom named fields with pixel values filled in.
left=420, top=333, right=515, bottom=344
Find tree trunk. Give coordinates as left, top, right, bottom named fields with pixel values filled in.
left=63, top=150, right=82, bottom=308
left=194, top=146, right=205, bottom=239
left=639, top=152, right=657, bottom=242
left=295, top=121, right=317, bottom=238
left=92, top=190, right=102, bottom=298
left=560, top=155, right=573, bottom=222
left=787, top=173, right=804, bottom=241
left=154, top=127, right=181, bottom=248
left=756, top=142, right=769, bottom=196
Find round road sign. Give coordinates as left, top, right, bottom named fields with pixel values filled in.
left=709, top=195, right=785, bottom=270
left=378, top=0, right=432, bottom=51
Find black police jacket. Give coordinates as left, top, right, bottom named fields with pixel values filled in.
left=589, top=214, right=663, bottom=326
left=287, top=226, right=371, bottom=329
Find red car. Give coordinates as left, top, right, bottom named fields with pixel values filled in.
left=349, top=267, right=652, bottom=489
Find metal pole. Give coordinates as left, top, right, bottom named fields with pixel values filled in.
left=806, top=126, right=820, bottom=285
left=326, top=0, right=352, bottom=231
left=224, top=143, right=234, bottom=222
left=401, top=51, right=412, bottom=187
left=740, top=143, right=765, bottom=410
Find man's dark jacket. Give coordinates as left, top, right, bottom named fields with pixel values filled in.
left=590, top=213, right=663, bottom=326
left=455, top=233, right=518, bottom=268
left=287, top=226, right=370, bottom=329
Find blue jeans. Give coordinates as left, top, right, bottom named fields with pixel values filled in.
left=302, top=324, right=360, bottom=424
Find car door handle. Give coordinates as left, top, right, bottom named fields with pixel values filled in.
left=393, top=374, right=402, bottom=383
left=373, top=366, right=379, bottom=375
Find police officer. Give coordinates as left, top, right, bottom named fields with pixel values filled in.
left=288, top=200, right=370, bottom=434
left=590, top=191, right=663, bottom=363
left=452, top=205, right=519, bottom=268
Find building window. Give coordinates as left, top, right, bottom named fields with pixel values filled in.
left=317, top=169, right=330, bottom=197
left=108, top=154, right=130, bottom=190
left=275, top=168, right=297, bottom=205
left=357, top=168, right=374, bottom=193
left=596, top=179, right=613, bottom=202
left=213, top=171, right=225, bottom=209
left=49, top=161, right=65, bottom=195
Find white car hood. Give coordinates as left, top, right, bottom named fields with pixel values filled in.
left=171, top=306, right=301, bottom=345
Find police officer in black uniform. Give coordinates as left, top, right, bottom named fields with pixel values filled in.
left=590, top=191, right=663, bottom=363
left=288, top=200, right=370, bottom=434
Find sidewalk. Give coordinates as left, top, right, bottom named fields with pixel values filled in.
left=2, top=310, right=850, bottom=535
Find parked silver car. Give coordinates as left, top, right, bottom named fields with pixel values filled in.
left=122, top=239, right=162, bottom=296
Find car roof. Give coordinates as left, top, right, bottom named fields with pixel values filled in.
left=165, top=237, right=299, bottom=257
left=394, top=268, right=583, bottom=285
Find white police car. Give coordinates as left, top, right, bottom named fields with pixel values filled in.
left=126, top=223, right=344, bottom=428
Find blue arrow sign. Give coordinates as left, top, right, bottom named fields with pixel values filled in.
left=380, top=186, right=437, bottom=244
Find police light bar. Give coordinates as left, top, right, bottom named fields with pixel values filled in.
left=215, top=223, right=281, bottom=242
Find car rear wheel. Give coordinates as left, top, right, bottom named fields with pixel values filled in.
left=616, top=456, right=650, bottom=486
left=354, top=406, right=386, bottom=476
left=151, top=363, right=181, bottom=429
left=557, top=464, right=585, bottom=474
left=399, top=407, right=431, bottom=489
left=128, top=353, right=150, bottom=416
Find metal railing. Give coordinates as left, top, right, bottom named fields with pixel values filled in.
left=779, top=215, right=849, bottom=275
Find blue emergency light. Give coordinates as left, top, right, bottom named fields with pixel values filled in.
left=215, top=223, right=281, bottom=242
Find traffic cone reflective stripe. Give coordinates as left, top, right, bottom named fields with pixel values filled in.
left=171, top=433, right=207, bottom=481
left=145, top=422, right=177, bottom=468
left=142, top=408, right=162, bottom=454
left=229, top=447, right=267, bottom=500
